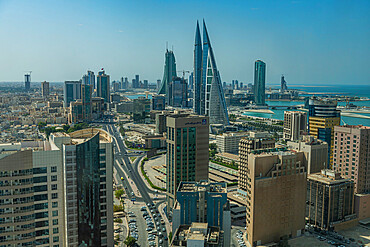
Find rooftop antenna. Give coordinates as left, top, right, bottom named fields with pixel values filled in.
left=166, top=42, right=168, bottom=51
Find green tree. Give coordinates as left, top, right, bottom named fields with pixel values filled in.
left=115, top=189, right=125, bottom=200
left=38, top=121, right=47, bottom=129
left=124, top=236, right=136, bottom=246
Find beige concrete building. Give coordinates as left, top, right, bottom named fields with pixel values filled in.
left=306, top=170, right=356, bottom=230
left=238, top=134, right=275, bottom=194
left=166, top=113, right=209, bottom=212
left=283, top=111, right=307, bottom=141
left=216, top=132, right=249, bottom=154
left=244, top=149, right=307, bottom=246
left=333, top=125, right=370, bottom=194
left=0, top=140, right=66, bottom=246
left=0, top=149, right=35, bottom=246
left=288, top=135, right=328, bottom=174
left=0, top=128, right=113, bottom=247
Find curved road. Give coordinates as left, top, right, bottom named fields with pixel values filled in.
left=104, top=124, right=169, bottom=247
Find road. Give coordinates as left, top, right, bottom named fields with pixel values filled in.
left=104, top=124, right=169, bottom=247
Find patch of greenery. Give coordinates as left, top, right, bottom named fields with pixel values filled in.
left=114, top=218, right=123, bottom=223
left=113, top=204, right=124, bottom=212
left=124, top=236, right=137, bottom=246
left=115, top=189, right=125, bottom=200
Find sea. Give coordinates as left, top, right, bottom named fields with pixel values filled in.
left=243, top=85, right=370, bottom=126
left=124, top=85, right=370, bottom=126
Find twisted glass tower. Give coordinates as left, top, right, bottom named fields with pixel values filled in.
left=193, top=20, right=229, bottom=125
left=158, top=49, right=177, bottom=104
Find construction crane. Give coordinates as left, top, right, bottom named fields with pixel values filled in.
left=177, top=70, right=191, bottom=79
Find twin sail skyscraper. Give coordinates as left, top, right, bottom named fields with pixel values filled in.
left=193, top=20, right=229, bottom=125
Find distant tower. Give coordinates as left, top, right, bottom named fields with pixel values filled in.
left=281, top=75, right=287, bottom=92
left=135, top=75, right=140, bottom=88
left=41, top=81, right=50, bottom=97
left=97, top=70, right=110, bottom=103
left=254, top=60, right=266, bottom=106
left=25, top=72, right=31, bottom=91
left=158, top=49, right=177, bottom=103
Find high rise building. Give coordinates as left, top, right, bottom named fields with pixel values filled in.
left=238, top=132, right=275, bottom=195
left=143, top=79, right=148, bottom=88
left=25, top=73, right=31, bottom=90
left=157, top=79, right=161, bottom=90
left=172, top=181, right=231, bottom=246
left=97, top=70, right=110, bottom=103
left=193, top=21, right=229, bottom=125
left=283, top=111, right=307, bottom=141
left=82, top=70, right=95, bottom=88
left=281, top=75, right=287, bottom=92
left=168, top=77, right=188, bottom=107
left=306, top=170, right=356, bottom=230
left=308, top=98, right=340, bottom=167
left=254, top=60, right=266, bottom=106
left=64, top=81, right=82, bottom=107
left=193, top=21, right=203, bottom=115
left=135, top=75, right=140, bottom=88
left=0, top=149, right=36, bottom=246
left=333, top=125, right=370, bottom=194
left=287, top=135, right=328, bottom=174
left=158, top=50, right=177, bottom=103
left=50, top=128, right=113, bottom=247
left=151, top=95, right=166, bottom=111
left=112, top=81, right=119, bottom=92
left=166, top=113, right=209, bottom=212
left=188, top=72, right=193, bottom=90
left=244, top=149, right=307, bottom=246
left=69, top=84, right=93, bottom=123
left=0, top=128, right=114, bottom=247
left=41, top=81, right=50, bottom=97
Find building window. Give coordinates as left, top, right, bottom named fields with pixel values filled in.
left=52, top=210, right=58, bottom=217
left=52, top=219, right=58, bottom=225
left=51, top=175, right=57, bottom=181
left=52, top=193, right=58, bottom=199
left=53, top=228, right=59, bottom=234
left=33, top=167, right=47, bottom=174
left=51, top=166, right=57, bottom=173
left=52, top=202, right=58, bottom=208
left=51, top=184, right=57, bottom=190
left=53, top=236, right=59, bottom=243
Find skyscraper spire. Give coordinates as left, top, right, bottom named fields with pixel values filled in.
left=193, top=21, right=203, bottom=115
left=158, top=49, right=177, bottom=103
left=193, top=20, right=229, bottom=125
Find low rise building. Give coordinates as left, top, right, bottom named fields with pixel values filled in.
left=216, top=132, right=249, bottom=154
left=170, top=223, right=223, bottom=247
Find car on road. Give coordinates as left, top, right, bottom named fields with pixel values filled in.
left=159, top=239, right=163, bottom=244
left=162, top=227, right=166, bottom=232
left=164, top=236, right=168, bottom=240
left=160, top=219, right=165, bottom=224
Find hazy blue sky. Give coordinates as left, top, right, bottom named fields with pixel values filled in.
left=0, top=0, right=369, bottom=85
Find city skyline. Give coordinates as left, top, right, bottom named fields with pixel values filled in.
left=0, top=0, right=369, bottom=85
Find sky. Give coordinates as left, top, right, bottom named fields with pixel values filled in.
left=0, top=0, right=369, bottom=85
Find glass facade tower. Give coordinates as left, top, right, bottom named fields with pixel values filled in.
left=193, top=20, right=229, bottom=125
left=158, top=50, right=177, bottom=104
left=254, top=60, right=266, bottom=106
